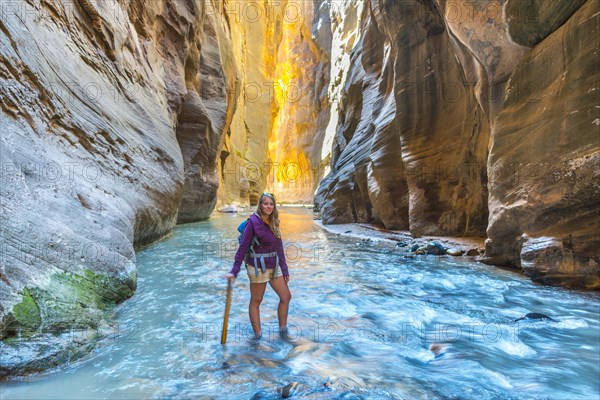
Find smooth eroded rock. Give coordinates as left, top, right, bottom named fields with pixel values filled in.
left=0, top=0, right=234, bottom=374
left=486, top=0, right=600, bottom=288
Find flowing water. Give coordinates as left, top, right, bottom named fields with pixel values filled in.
left=3, top=208, right=599, bottom=399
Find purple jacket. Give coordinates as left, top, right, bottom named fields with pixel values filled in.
left=230, top=213, right=289, bottom=278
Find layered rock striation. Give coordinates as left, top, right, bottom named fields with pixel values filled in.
left=316, top=0, right=491, bottom=235
left=0, top=0, right=235, bottom=374
left=217, top=0, right=331, bottom=206
left=485, top=0, right=600, bottom=288
left=315, top=0, right=599, bottom=288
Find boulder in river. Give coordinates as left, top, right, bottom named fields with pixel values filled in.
left=218, top=205, right=238, bottom=213
left=466, top=249, right=480, bottom=257
left=446, top=248, right=464, bottom=256
left=514, top=313, right=556, bottom=322
left=280, top=382, right=300, bottom=398
left=426, top=242, right=447, bottom=255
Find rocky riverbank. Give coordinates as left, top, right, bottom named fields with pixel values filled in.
left=315, top=219, right=599, bottom=290
left=314, top=220, right=486, bottom=258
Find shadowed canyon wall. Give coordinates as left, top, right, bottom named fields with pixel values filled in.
left=485, top=0, right=599, bottom=287
left=315, top=0, right=599, bottom=288
left=316, top=0, right=491, bottom=236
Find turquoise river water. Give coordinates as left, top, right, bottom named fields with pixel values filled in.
left=2, top=208, right=599, bottom=399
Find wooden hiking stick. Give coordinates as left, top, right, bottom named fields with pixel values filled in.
left=221, top=278, right=233, bottom=344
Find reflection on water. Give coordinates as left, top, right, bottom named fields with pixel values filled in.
left=3, top=208, right=599, bottom=399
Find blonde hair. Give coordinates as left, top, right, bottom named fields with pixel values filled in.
left=255, top=192, right=281, bottom=238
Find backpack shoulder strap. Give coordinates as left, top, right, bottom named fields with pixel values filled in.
left=246, top=216, right=260, bottom=248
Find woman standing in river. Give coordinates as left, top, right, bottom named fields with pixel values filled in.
left=224, top=192, right=292, bottom=339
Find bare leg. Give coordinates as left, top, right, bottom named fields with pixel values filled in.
left=249, top=282, right=267, bottom=337
left=269, top=276, right=292, bottom=330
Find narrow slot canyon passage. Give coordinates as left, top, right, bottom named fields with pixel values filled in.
left=1, top=0, right=598, bottom=398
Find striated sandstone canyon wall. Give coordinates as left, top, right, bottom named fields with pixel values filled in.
left=263, top=0, right=330, bottom=204
left=0, top=0, right=236, bottom=373
left=316, top=0, right=492, bottom=235
left=485, top=0, right=599, bottom=287
left=315, top=0, right=599, bottom=288
left=216, top=0, right=280, bottom=207
left=217, top=0, right=331, bottom=206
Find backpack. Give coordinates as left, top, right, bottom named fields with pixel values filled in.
left=237, top=218, right=260, bottom=260
left=237, top=216, right=280, bottom=278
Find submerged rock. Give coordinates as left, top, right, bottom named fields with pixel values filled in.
left=415, top=247, right=427, bottom=255
left=514, top=313, right=556, bottom=323
left=250, top=390, right=270, bottom=400
left=0, top=325, right=111, bottom=376
left=429, top=343, right=450, bottom=357
left=281, top=382, right=300, bottom=398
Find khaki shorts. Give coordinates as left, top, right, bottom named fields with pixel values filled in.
left=246, top=265, right=276, bottom=283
